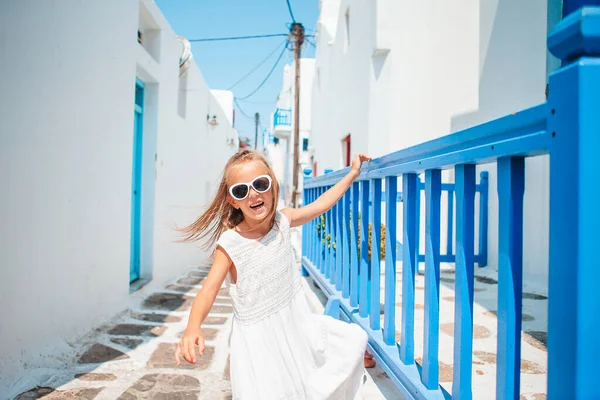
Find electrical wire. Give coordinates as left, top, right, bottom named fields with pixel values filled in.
left=286, top=0, right=296, bottom=23
left=237, top=98, right=276, bottom=105
left=306, top=38, right=316, bottom=48
left=237, top=41, right=290, bottom=101
left=234, top=97, right=254, bottom=120
left=227, top=40, right=288, bottom=90
left=188, top=33, right=288, bottom=42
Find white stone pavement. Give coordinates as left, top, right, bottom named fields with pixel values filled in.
left=10, top=228, right=546, bottom=400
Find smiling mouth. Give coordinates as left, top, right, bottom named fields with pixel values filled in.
left=249, top=201, right=265, bottom=210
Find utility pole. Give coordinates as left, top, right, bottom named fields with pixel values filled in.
left=254, top=112, right=259, bottom=149
left=291, top=22, right=304, bottom=207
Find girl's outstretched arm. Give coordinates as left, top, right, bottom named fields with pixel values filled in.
left=175, top=246, right=231, bottom=365
left=282, top=153, right=371, bottom=228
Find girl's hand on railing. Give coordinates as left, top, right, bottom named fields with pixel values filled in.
left=175, top=327, right=205, bottom=365
left=350, top=153, right=372, bottom=179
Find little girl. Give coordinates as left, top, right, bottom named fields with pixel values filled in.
left=175, top=149, right=372, bottom=399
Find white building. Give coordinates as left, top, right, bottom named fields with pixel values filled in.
left=0, top=0, right=237, bottom=394
left=266, top=58, right=316, bottom=206
left=310, top=0, right=562, bottom=289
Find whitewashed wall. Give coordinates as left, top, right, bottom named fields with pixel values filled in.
left=0, top=0, right=236, bottom=395
left=310, top=0, right=560, bottom=290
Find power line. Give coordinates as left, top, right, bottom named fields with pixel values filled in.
left=234, top=97, right=254, bottom=120
left=237, top=98, right=276, bottom=105
left=227, top=40, right=288, bottom=90
left=286, top=0, right=296, bottom=23
left=237, top=41, right=290, bottom=101
left=306, top=38, right=316, bottom=48
left=188, top=33, right=288, bottom=42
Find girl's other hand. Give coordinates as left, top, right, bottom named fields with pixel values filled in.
left=175, top=327, right=205, bottom=365
left=350, top=153, right=372, bottom=179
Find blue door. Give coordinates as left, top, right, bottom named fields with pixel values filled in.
left=130, top=78, right=144, bottom=282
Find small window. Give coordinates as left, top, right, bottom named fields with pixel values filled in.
left=274, top=137, right=280, bottom=145
left=302, top=138, right=309, bottom=151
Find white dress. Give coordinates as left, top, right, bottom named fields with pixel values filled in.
left=217, top=212, right=368, bottom=400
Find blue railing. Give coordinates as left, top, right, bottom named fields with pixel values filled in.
left=301, top=7, right=600, bottom=399
left=371, top=173, right=489, bottom=268
left=274, top=108, right=292, bottom=127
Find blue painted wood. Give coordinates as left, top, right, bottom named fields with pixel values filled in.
left=423, top=169, right=441, bottom=389
left=342, top=191, right=351, bottom=298
left=478, top=172, right=489, bottom=267
left=415, top=177, right=422, bottom=275
left=496, top=157, right=525, bottom=399
left=359, top=180, right=371, bottom=318
left=302, top=189, right=312, bottom=276
left=304, top=104, right=547, bottom=189
left=320, top=187, right=326, bottom=274
left=370, top=179, right=382, bottom=331
left=310, top=189, right=316, bottom=263
left=446, top=189, right=454, bottom=256
left=452, top=164, right=476, bottom=399
left=563, top=0, right=600, bottom=16
left=330, top=201, right=337, bottom=284
left=296, top=15, right=600, bottom=394
left=550, top=6, right=600, bottom=63
left=401, top=173, right=418, bottom=364
left=326, top=187, right=333, bottom=278
left=324, top=298, right=341, bottom=319
left=383, top=176, right=397, bottom=346
left=301, top=256, right=449, bottom=400
left=350, top=182, right=360, bottom=307
left=130, top=78, right=145, bottom=283
left=547, top=9, right=600, bottom=397
left=336, top=196, right=344, bottom=291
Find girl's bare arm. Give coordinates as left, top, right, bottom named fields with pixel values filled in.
left=176, top=246, right=231, bottom=365
left=282, top=154, right=371, bottom=228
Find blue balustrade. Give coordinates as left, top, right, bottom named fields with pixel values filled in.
left=273, top=108, right=292, bottom=127
left=300, top=5, right=600, bottom=398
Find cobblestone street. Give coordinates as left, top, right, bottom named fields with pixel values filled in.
left=12, top=259, right=395, bottom=400
left=14, top=266, right=234, bottom=399
left=10, top=253, right=550, bottom=400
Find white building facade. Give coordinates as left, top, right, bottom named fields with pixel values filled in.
left=310, top=0, right=562, bottom=289
left=266, top=58, right=315, bottom=206
left=0, top=0, right=237, bottom=394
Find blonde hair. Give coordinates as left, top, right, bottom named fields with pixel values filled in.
left=178, top=149, right=280, bottom=248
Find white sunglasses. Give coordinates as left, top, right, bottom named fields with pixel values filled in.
left=228, top=175, right=272, bottom=200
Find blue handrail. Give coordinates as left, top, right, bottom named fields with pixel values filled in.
left=273, top=108, right=292, bottom=127
left=301, top=6, right=600, bottom=398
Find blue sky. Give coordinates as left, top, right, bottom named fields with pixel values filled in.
left=155, top=0, right=319, bottom=146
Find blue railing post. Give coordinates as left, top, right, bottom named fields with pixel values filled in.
left=547, top=6, right=600, bottom=398
left=359, top=180, right=371, bottom=318
left=415, top=177, right=423, bottom=274
left=350, top=182, right=360, bottom=307
left=383, top=176, right=398, bottom=346
left=342, top=191, right=351, bottom=298
left=326, top=187, right=333, bottom=279
left=423, top=169, right=442, bottom=389
left=302, top=169, right=312, bottom=277
left=401, top=173, right=418, bottom=364
left=446, top=188, right=454, bottom=257
left=330, top=199, right=338, bottom=284
left=369, top=178, right=382, bottom=330
left=496, top=157, right=525, bottom=399
left=336, top=194, right=344, bottom=291
left=478, top=171, right=489, bottom=267
left=453, top=164, right=476, bottom=399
